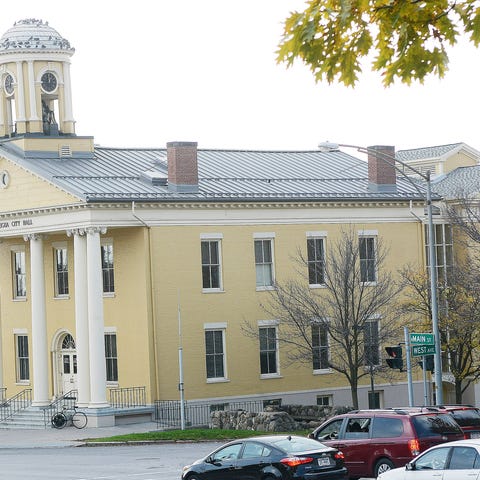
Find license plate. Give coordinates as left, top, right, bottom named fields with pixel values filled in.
left=471, top=432, right=480, bottom=439
left=318, top=457, right=331, bottom=466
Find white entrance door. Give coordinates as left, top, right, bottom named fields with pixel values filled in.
left=60, top=334, right=77, bottom=395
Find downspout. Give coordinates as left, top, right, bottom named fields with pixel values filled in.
left=131, top=201, right=160, bottom=402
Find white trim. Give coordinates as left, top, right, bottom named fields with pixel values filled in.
left=358, top=230, right=378, bottom=236
left=201, top=238, right=224, bottom=292
left=13, top=328, right=28, bottom=334
left=204, top=322, right=227, bottom=330
left=306, top=231, right=328, bottom=238
left=258, top=319, right=279, bottom=327
left=253, top=232, right=276, bottom=239
left=200, top=233, right=223, bottom=240
left=205, top=327, right=228, bottom=382
left=104, top=326, right=117, bottom=333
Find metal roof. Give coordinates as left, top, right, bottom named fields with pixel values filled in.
left=432, top=165, right=480, bottom=199
left=0, top=143, right=428, bottom=203
left=396, top=143, right=464, bottom=162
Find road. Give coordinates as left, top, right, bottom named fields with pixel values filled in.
left=0, top=442, right=222, bottom=480
left=0, top=442, right=375, bottom=479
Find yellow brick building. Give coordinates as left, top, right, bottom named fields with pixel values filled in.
left=0, top=19, right=478, bottom=427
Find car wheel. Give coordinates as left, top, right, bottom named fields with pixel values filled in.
left=186, top=475, right=201, bottom=480
left=375, top=458, right=394, bottom=477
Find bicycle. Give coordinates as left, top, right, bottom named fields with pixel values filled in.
left=51, top=404, right=88, bottom=429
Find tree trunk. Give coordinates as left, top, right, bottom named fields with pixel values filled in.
left=455, top=379, right=463, bottom=404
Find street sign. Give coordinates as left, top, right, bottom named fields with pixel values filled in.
left=409, top=332, right=434, bottom=345
left=412, top=345, right=436, bottom=357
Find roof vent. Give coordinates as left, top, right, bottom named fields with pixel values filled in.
left=59, top=145, right=72, bottom=158
left=140, top=169, right=168, bottom=186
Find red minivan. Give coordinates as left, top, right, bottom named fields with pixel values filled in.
left=309, top=408, right=465, bottom=479
left=438, top=405, right=480, bottom=438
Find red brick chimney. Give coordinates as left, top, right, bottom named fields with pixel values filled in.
left=367, top=145, right=397, bottom=193
left=167, top=141, right=199, bottom=193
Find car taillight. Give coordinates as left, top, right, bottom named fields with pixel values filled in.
left=408, top=439, right=420, bottom=456
left=334, top=451, right=345, bottom=460
left=280, top=456, right=313, bottom=467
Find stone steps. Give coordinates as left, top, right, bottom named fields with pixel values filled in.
left=0, top=406, right=50, bottom=430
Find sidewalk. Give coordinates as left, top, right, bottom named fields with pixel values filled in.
left=0, top=421, right=160, bottom=449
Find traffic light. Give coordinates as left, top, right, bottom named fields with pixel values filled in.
left=418, top=355, right=434, bottom=372
left=385, top=346, right=403, bottom=370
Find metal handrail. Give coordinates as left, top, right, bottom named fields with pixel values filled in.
left=109, top=386, right=146, bottom=408
left=0, top=388, right=32, bottom=421
left=43, top=390, right=78, bottom=427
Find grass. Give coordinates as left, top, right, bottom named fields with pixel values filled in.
left=86, top=428, right=310, bottom=443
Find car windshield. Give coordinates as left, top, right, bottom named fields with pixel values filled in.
left=272, top=436, right=328, bottom=453
left=449, top=409, right=480, bottom=427
left=412, top=413, right=462, bottom=437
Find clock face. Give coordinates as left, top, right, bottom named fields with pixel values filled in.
left=4, top=74, right=13, bottom=95
left=41, top=72, right=57, bottom=93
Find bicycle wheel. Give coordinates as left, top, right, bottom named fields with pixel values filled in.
left=72, top=411, right=88, bottom=429
left=51, top=412, right=67, bottom=429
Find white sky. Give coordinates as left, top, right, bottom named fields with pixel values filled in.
left=4, top=1, right=480, bottom=152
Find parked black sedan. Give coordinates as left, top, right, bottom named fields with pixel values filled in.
left=181, top=434, right=348, bottom=480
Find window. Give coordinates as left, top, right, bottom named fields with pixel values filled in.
left=12, top=249, right=26, bottom=299
left=54, top=246, right=69, bottom=296
left=259, top=326, right=278, bottom=375
left=364, top=319, right=380, bottom=366
left=449, top=446, right=479, bottom=469
left=307, top=237, right=326, bottom=285
left=15, top=334, right=29, bottom=382
left=316, top=395, right=332, bottom=406
left=359, top=236, right=376, bottom=283
left=101, top=242, right=115, bottom=294
left=368, top=390, right=381, bottom=409
left=255, top=238, right=274, bottom=288
left=201, top=240, right=222, bottom=290
left=104, top=333, right=118, bottom=382
left=312, top=323, right=329, bottom=370
left=425, top=223, right=453, bottom=285
left=345, top=417, right=370, bottom=438
left=205, top=329, right=226, bottom=380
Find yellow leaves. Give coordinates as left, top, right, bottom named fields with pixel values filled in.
left=277, top=0, right=478, bottom=87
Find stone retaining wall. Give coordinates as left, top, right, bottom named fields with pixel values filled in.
left=210, top=405, right=353, bottom=432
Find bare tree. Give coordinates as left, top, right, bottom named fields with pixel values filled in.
left=399, top=263, right=480, bottom=403
left=244, top=227, right=402, bottom=409
left=446, top=194, right=480, bottom=246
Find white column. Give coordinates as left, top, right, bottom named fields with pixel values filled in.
left=15, top=61, right=26, bottom=122
left=68, top=229, right=90, bottom=407
left=86, top=227, right=109, bottom=408
left=62, top=61, right=74, bottom=122
left=25, top=234, right=49, bottom=406
left=27, top=61, right=39, bottom=120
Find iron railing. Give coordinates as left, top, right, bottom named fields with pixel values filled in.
left=0, top=388, right=32, bottom=421
left=109, top=386, right=146, bottom=408
left=154, top=399, right=264, bottom=429
left=43, top=390, right=78, bottom=427
left=0, top=387, right=6, bottom=405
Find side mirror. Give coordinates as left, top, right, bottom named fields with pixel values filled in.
left=308, top=433, right=315, bottom=439
left=406, top=462, right=415, bottom=471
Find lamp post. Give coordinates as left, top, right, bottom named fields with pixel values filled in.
left=320, top=142, right=443, bottom=405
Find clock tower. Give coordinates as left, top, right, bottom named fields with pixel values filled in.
left=0, top=19, right=75, bottom=137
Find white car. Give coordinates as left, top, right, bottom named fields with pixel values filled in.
left=378, top=438, right=480, bottom=479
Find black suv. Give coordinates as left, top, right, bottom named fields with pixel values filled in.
left=309, top=407, right=465, bottom=479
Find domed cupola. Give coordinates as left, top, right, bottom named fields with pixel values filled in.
left=0, top=19, right=76, bottom=138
